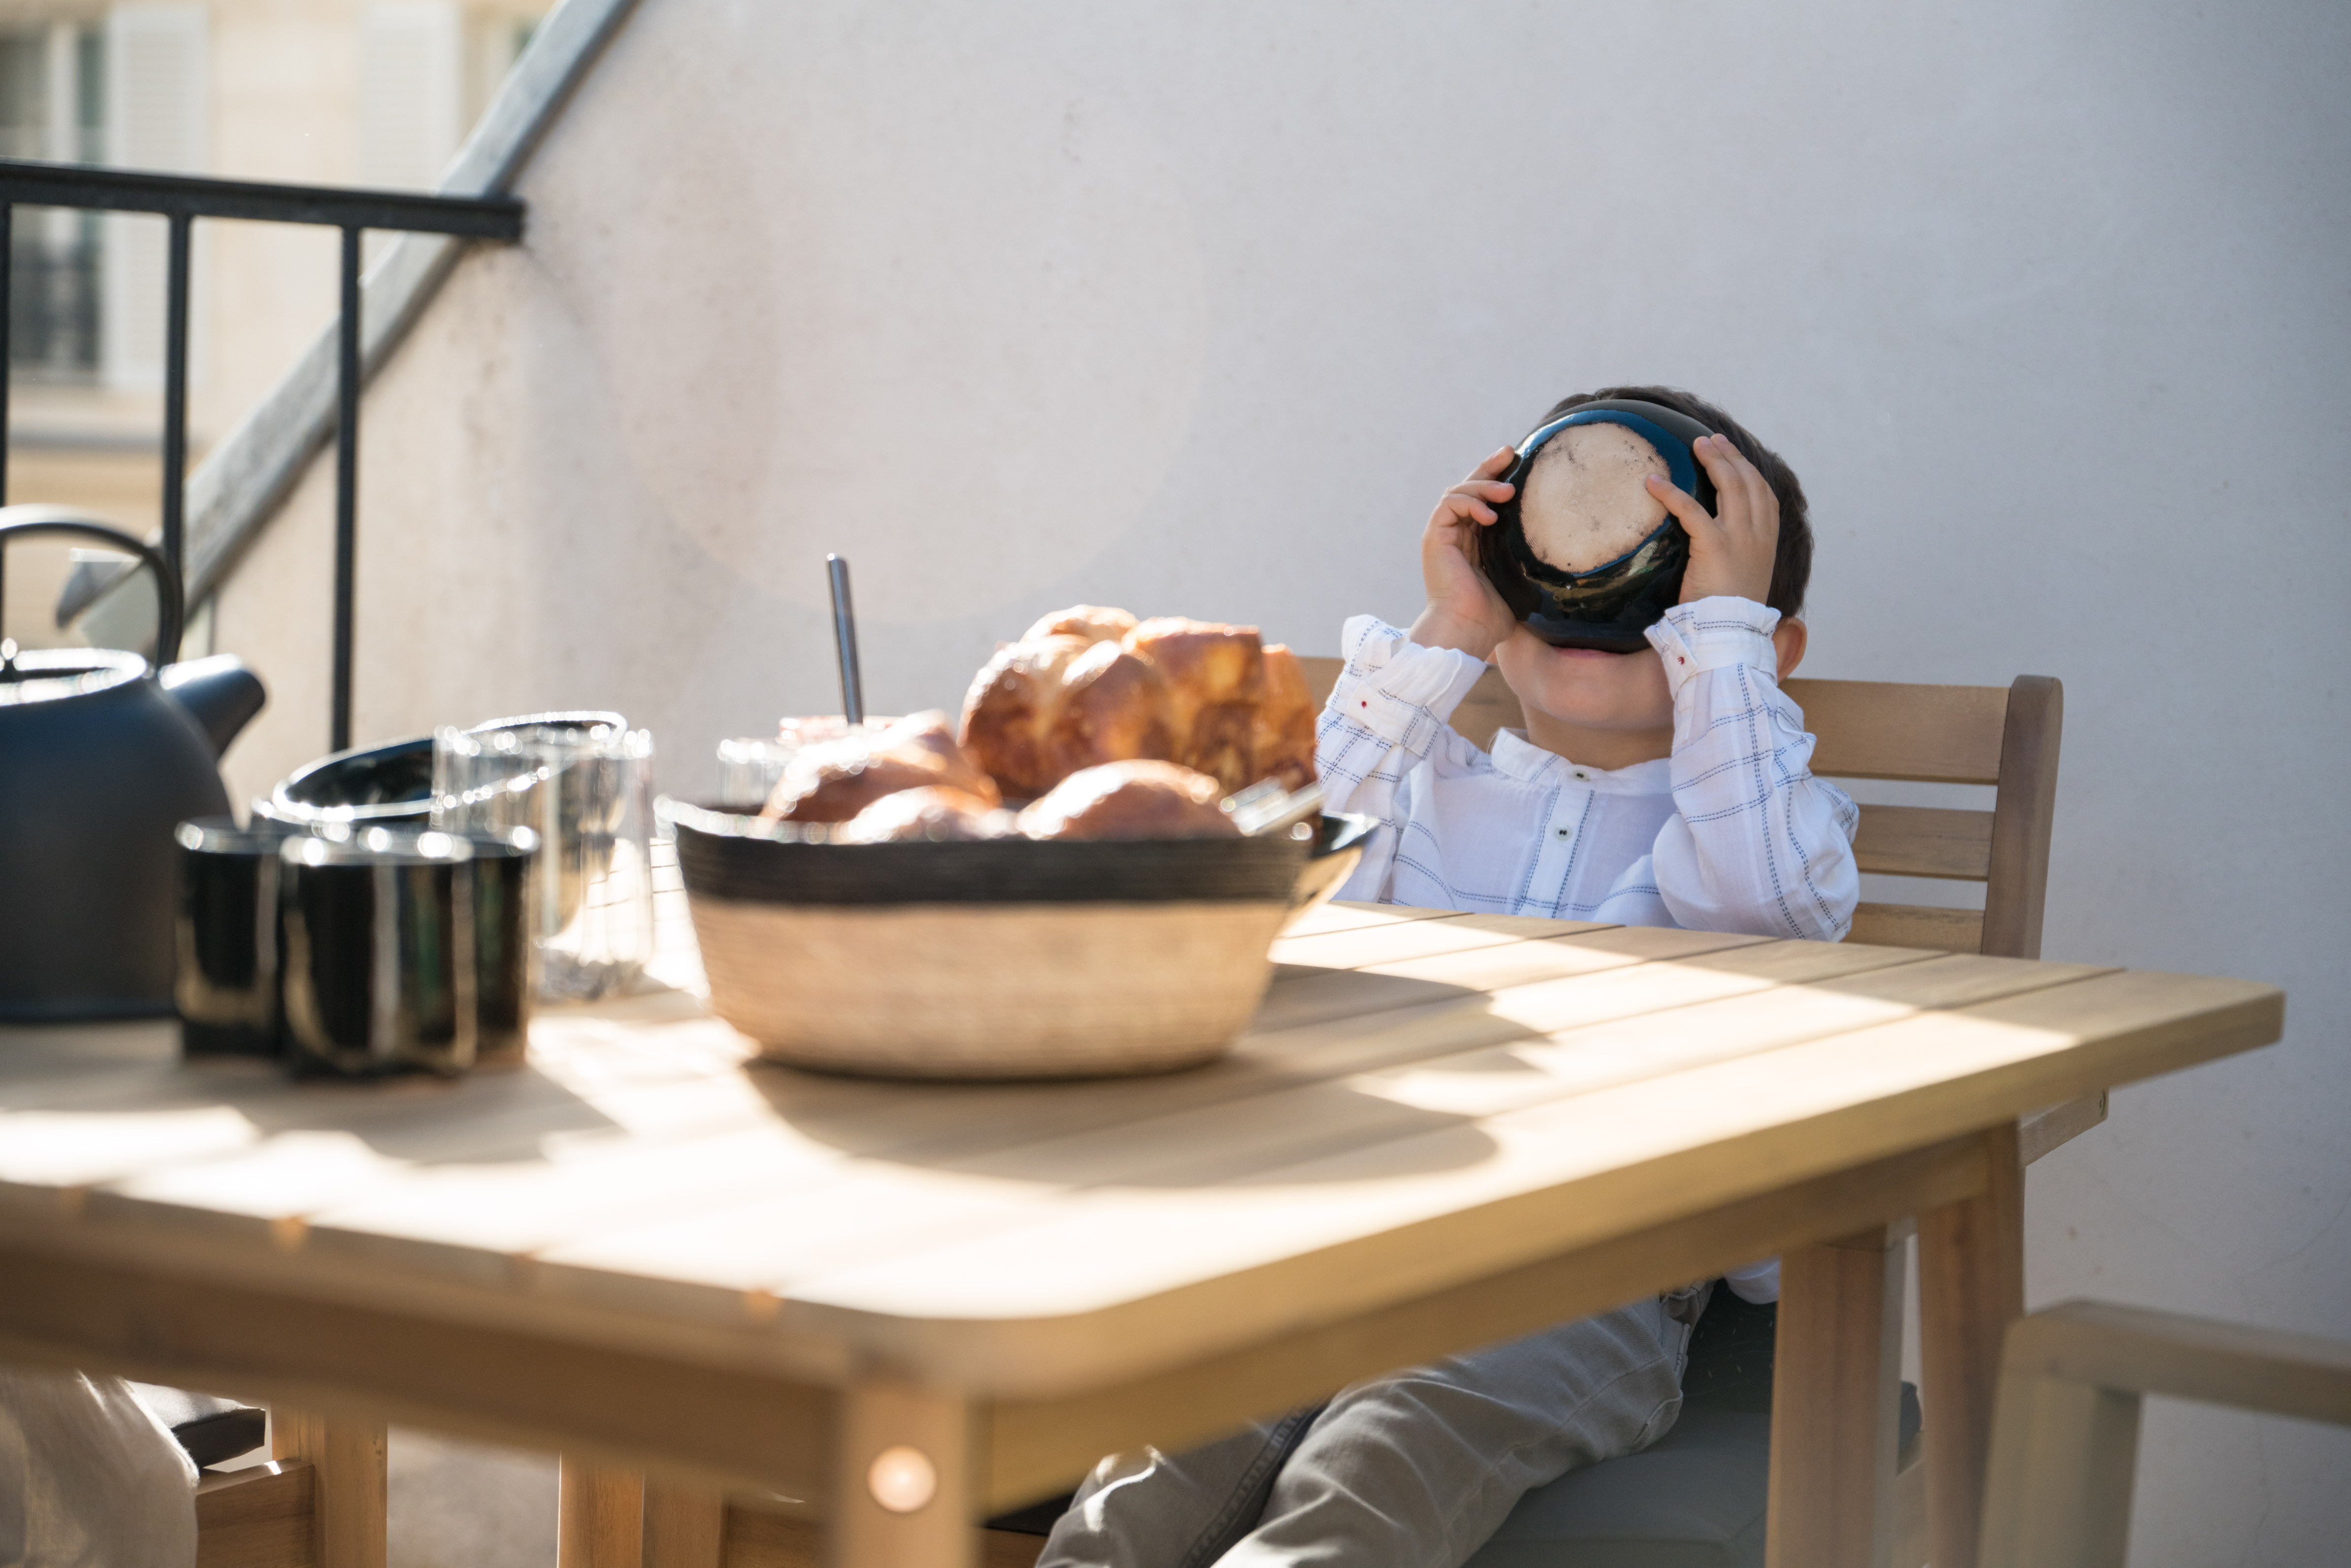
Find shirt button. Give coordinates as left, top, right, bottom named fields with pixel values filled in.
left=1555, top=827, right=1569, bottom=838
left=1572, top=769, right=1589, bottom=781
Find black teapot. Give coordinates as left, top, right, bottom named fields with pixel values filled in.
left=0, top=510, right=266, bottom=1021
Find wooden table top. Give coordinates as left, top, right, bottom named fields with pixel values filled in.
left=0, top=897, right=2282, bottom=1405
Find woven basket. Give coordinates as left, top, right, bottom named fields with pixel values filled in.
left=663, top=802, right=1370, bottom=1080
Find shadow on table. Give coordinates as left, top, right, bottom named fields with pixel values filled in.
left=0, top=1021, right=629, bottom=1166
left=739, top=968, right=1505, bottom=1189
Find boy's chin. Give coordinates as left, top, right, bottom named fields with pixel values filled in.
left=1499, top=635, right=1673, bottom=728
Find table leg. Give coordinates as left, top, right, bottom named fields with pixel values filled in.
left=830, top=1384, right=979, bottom=1568
left=1765, top=1224, right=1907, bottom=1568
left=271, top=1406, right=387, bottom=1568
left=1918, top=1122, right=2025, bottom=1568
left=560, top=1458, right=647, bottom=1568
left=645, top=1478, right=728, bottom=1568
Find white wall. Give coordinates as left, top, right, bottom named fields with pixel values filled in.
left=211, top=3, right=2351, bottom=1556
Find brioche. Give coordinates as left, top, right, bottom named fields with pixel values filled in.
left=834, top=786, right=1016, bottom=844
left=1122, top=618, right=1265, bottom=792
left=960, top=634, right=1178, bottom=800
left=959, top=604, right=1321, bottom=802
left=762, top=711, right=1000, bottom=824
left=1054, top=639, right=1178, bottom=777
left=1252, top=645, right=1319, bottom=792
left=1018, top=761, right=1239, bottom=841
left=1022, top=604, right=1138, bottom=645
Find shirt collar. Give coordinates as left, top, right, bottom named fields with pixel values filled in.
left=1487, top=728, right=1675, bottom=793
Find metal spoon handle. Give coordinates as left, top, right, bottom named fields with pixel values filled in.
left=826, top=554, right=864, bottom=724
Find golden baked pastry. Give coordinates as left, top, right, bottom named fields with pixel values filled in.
left=1022, top=604, right=1138, bottom=645
left=1252, top=644, right=1319, bottom=792
left=1017, top=761, right=1240, bottom=841
left=762, top=711, right=1001, bottom=824
left=1121, top=617, right=1266, bottom=793
left=833, top=786, right=1016, bottom=844
left=960, top=634, right=1176, bottom=801
left=961, top=604, right=1318, bottom=803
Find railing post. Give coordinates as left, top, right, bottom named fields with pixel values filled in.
left=162, top=210, right=192, bottom=609
left=1, top=200, right=12, bottom=618
left=331, top=223, right=361, bottom=753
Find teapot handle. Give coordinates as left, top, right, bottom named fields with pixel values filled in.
left=0, top=507, right=182, bottom=667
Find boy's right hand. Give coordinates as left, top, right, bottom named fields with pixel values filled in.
left=1408, top=445, right=1521, bottom=662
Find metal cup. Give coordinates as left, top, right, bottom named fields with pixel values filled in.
left=466, top=828, right=537, bottom=1067
left=277, top=825, right=536, bottom=1078
left=173, top=818, right=298, bottom=1057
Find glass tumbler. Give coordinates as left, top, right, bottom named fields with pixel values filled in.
left=433, top=719, right=656, bottom=1002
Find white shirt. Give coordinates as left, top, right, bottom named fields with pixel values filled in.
left=1313, top=598, right=1862, bottom=1302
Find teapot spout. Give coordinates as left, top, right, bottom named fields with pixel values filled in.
left=160, top=654, right=267, bottom=757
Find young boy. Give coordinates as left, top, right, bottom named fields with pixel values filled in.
left=1037, top=387, right=1859, bottom=1568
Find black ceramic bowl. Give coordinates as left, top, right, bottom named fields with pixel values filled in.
left=255, top=711, right=628, bottom=830
left=657, top=800, right=1375, bottom=1079
left=255, top=734, right=436, bottom=829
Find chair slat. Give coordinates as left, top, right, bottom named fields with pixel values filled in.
left=1783, top=678, right=2010, bottom=785
left=1982, top=676, right=2064, bottom=961
left=1852, top=804, right=1996, bottom=882
left=1848, top=902, right=1984, bottom=954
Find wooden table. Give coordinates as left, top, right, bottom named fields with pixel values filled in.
left=0, top=900, right=2282, bottom=1568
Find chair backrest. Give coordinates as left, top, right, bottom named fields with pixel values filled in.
left=1294, top=658, right=2063, bottom=960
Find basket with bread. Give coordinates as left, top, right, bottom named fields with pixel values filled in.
left=661, top=606, right=1371, bottom=1079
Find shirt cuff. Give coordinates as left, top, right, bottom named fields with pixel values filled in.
left=1335, top=614, right=1490, bottom=747
left=1645, top=597, right=1782, bottom=698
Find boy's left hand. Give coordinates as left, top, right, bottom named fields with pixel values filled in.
left=1647, top=433, right=1778, bottom=606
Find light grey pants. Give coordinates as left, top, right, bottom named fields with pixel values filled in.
left=0, top=1366, right=198, bottom=1568
left=1038, top=1297, right=1694, bottom=1568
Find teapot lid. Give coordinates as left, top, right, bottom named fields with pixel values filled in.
left=0, top=640, right=148, bottom=707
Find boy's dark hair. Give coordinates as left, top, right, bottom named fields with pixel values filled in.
left=1534, top=385, right=1813, bottom=619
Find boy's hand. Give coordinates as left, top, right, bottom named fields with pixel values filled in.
left=1409, top=445, right=1522, bottom=661
left=1649, top=433, right=1779, bottom=607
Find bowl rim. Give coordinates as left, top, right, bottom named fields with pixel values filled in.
left=657, top=794, right=1375, bottom=852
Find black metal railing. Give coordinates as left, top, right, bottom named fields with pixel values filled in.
left=0, top=158, right=524, bottom=750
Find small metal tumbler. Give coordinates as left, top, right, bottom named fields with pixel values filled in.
left=173, top=818, right=296, bottom=1057
left=278, top=825, right=536, bottom=1078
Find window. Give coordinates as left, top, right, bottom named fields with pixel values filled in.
left=0, top=20, right=107, bottom=381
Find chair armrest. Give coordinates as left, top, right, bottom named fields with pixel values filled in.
left=1982, top=1303, right=2351, bottom=1567
left=2004, top=1300, right=2351, bottom=1426
left=2017, top=1092, right=2107, bottom=1165
left=195, top=1460, right=314, bottom=1567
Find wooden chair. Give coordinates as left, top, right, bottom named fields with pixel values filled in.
left=185, top=1406, right=387, bottom=1568
left=1977, top=1301, right=2351, bottom=1566
left=1271, top=660, right=2090, bottom=1568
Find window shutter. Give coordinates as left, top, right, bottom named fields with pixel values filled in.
left=359, top=2, right=462, bottom=192
left=102, top=2, right=207, bottom=389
